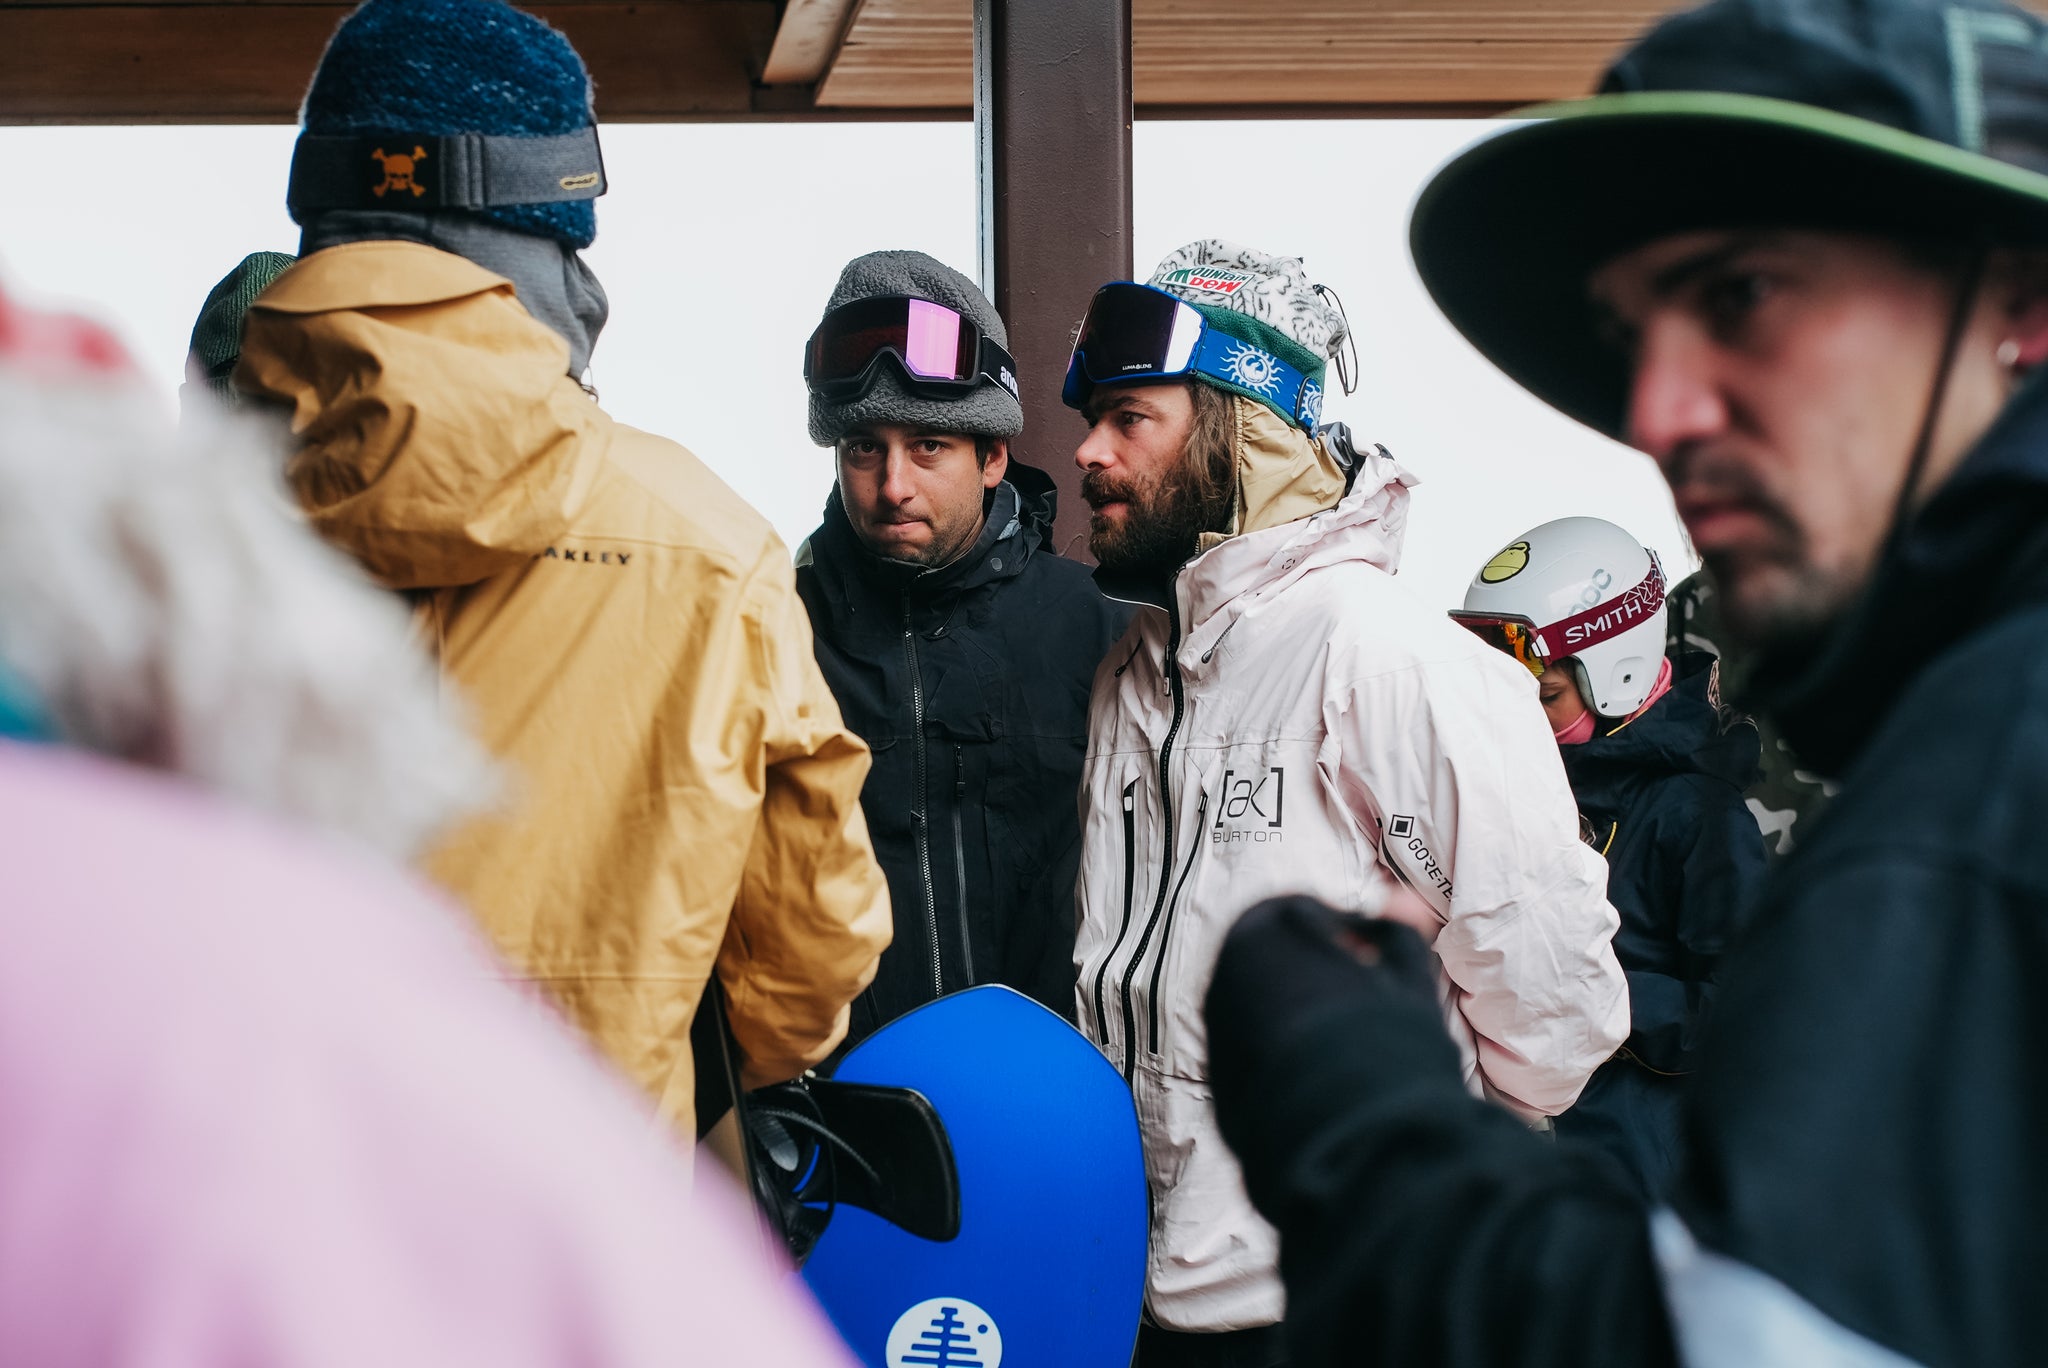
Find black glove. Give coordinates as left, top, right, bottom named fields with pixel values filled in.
left=1205, top=897, right=1676, bottom=1368
left=1205, top=895, right=1462, bottom=1217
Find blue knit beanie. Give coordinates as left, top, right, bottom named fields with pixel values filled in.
left=300, top=0, right=597, bottom=247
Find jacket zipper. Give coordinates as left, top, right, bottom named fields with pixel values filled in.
left=1116, top=602, right=1187, bottom=1079
left=1090, top=780, right=1140, bottom=1041
left=1146, top=793, right=1207, bottom=1054
left=951, top=745, right=974, bottom=984
left=903, top=596, right=942, bottom=1000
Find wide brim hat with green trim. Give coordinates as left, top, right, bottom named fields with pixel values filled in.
left=1410, top=0, right=2048, bottom=441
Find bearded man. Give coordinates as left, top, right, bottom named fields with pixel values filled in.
left=1064, top=241, right=1628, bottom=1368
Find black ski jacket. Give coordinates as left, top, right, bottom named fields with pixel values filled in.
left=1553, top=653, right=1767, bottom=1195
left=796, top=466, right=1131, bottom=1049
left=1204, top=375, right=2048, bottom=1368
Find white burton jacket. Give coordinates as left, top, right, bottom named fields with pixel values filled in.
left=1074, top=449, right=1628, bottom=1333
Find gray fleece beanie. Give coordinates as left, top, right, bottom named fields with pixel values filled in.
left=808, top=250, right=1025, bottom=447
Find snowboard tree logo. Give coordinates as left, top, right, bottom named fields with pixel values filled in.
left=885, top=1297, right=1004, bottom=1367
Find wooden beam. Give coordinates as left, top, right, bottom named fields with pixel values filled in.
left=0, top=2, right=781, bottom=124
left=760, top=0, right=859, bottom=85
left=821, top=0, right=1671, bottom=109
left=976, top=0, right=1132, bottom=563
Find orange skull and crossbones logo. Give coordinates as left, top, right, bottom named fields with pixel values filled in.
left=370, top=146, right=428, bottom=198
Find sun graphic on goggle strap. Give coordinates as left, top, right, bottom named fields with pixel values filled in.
left=1300, top=379, right=1323, bottom=426
left=1221, top=341, right=1283, bottom=396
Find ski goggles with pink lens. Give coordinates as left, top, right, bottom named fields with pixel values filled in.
left=804, top=295, right=1020, bottom=403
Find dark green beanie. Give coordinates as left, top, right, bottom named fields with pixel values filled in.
left=187, top=252, right=297, bottom=407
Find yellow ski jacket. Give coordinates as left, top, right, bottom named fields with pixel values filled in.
left=238, top=241, right=891, bottom=1133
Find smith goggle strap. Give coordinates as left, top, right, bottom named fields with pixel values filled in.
left=287, top=128, right=607, bottom=214
left=1538, top=559, right=1667, bottom=657
left=1455, top=560, right=1669, bottom=672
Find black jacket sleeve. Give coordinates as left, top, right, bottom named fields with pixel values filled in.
left=1206, top=897, right=1678, bottom=1368
left=1629, top=778, right=1769, bottom=1074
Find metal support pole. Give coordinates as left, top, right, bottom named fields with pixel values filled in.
left=974, top=0, right=1133, bottom=563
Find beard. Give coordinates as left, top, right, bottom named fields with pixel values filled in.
left=1706, top=546, right=1869, bottom=669
left=1669, top=447, right=1862, bottom=652
left=1085, top=452, right=1235, bottom=580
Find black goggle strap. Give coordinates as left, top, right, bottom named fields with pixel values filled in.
left=978, top=335, right=1021, bottom=398
left=287, top=127, right=607, bottom=214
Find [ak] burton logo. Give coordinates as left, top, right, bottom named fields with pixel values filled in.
left=1213, top=766, right=1284, bottom=845
left=885, top=1298, right=1003, bottom=1367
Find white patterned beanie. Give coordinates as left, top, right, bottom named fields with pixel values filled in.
left=1147, top=240, right=1347, bottom=429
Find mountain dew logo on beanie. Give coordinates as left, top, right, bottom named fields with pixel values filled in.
left=1156, top=264, right=1258, bottom=297
left=1148, top=240, right=1346, bottom=429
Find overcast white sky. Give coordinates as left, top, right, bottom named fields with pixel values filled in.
left=0, top=120, right=1689, bottom=610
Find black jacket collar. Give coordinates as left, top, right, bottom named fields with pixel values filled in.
left=802, top=461, right=1059, bottom=614
left=1745, top=373, right=2048, bottom=777
left=1564, top=652, right=1758, bottom=798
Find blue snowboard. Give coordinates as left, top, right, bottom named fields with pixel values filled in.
left=801, top=985, right=1147, bottom=1368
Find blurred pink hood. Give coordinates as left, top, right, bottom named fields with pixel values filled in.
left=0, top=741, right=852, bottom=1368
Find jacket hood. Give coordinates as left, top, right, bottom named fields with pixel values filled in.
left=1098, top=407, right=1411, bottom=617
left=1195, top=393, right=1351, bottom=554
left=1745, top=372, right=2048, bottom=776
left=236, top=240, right=608, bottom=590
left=1105, top=441, right=1417, bottom=674
left=801, top=461, right=1058, bottom=612
left=1563, top=651, right=1760, bottom=795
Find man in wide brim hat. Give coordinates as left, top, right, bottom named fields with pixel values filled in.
left=1412, top=0, right=2048, bottom=441
left=1201, top=2, right=2048, bottom=1366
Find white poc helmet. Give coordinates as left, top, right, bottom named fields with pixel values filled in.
left=1453, top=516, right=1669, bottom=718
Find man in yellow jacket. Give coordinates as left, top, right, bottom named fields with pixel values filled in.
left=236, top=0, right=890, bottom=1136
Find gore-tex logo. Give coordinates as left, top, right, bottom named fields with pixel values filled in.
left=1212, top=767, right=1284, bottom=844
left=1386, top=813, right=1453, bottom=898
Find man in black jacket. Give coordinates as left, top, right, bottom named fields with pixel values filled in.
left=1203, top=2, right=2048, bottom=1365
left=797, top=250, right=1131, bottom=1048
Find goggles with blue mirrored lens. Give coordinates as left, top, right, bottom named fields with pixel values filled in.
left=1061, top=281, right=1323, bottom=429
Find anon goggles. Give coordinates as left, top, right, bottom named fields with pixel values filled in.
left=1449, top=559, right=1668, bottom=677
left=1061, top=281, right=1324, bottom=429
left=804, top=295, right=1021, bottom=403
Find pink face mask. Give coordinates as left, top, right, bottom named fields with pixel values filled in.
left=1554, top=709, right=1598, bottom=746
left=1555, top=657, right=1673, bottom=746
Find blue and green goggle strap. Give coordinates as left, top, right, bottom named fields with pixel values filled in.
left=1061, top=282, right=1325, bottom=430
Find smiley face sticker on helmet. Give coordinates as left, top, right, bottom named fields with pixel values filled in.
left=1480, top=540, right=1531, bottom=583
